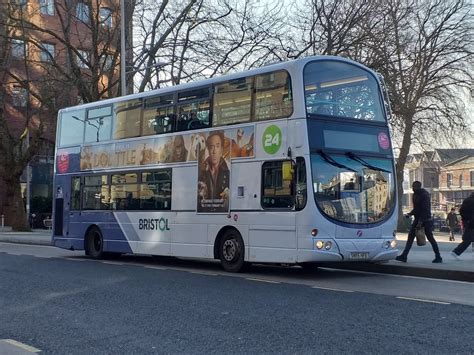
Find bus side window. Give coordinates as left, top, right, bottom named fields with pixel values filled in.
left=142, top=95, right=175, bottom=136
left=295, top=157, right=307, bottom=211
left=71, top=177, right=81, bottom=210
left=177, top=87, right=211, bottom=132
left=261, top=161, right=294, bottom=209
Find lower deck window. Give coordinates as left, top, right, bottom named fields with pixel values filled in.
left=140, top=170, right=172, bottom=210
left=261, top=161, right=295, bottom=209
left=76, top=169, right=171, bottom=211
left=82, top=175, right=110, bottom=210
left=111, top=173, right=139, bottom=210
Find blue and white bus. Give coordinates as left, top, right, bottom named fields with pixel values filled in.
left=53, top=55, right=398, bottom=272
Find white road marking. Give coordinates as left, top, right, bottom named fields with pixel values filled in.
left=396, top=296, right=451, bottom=305
left=324, top=267, right=474, bottom=285
left=0, top=242, right=52, bottom=248
left=246, top=278, right=280, bottom=284
left=101, top=261, right=124, bottom=265
left=1, top=339, right=41, bottom=353
left=312, top=286, right=354, bottom=293
left=143, top=265, right=168, bottom=270
left=189, top=271, right=218, bottom=276
left=63, top=258, right=89, bottom=262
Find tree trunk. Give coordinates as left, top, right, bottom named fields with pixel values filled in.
left=4, top=175, right=29, bottom=231
left=395, top=115, right=414, bottom=232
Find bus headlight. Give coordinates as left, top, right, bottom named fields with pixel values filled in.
left=324, top=241, right=332, bottom=250
left=315, top=240, right=324, bottom=249
left=390, top=239, right=397, bottom=248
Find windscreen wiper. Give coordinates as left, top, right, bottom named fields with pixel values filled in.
left=345, top=152, right=390, bottom=173
left=318, top=150, right=357, bottom=172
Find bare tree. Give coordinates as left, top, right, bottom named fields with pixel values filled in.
left=364, top=0, right=473, bottom=228
left=0, top=0, right=122, bottom=230
left=277, top=0, right=472, bottom=229
left=132, top=0, right=285, bottom=91
left=280, top=0, right=379, bottom=59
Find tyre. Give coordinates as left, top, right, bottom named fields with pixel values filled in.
left=219, top=230, right=247, bottom=273
left=85, top=226, right=104, bottom=259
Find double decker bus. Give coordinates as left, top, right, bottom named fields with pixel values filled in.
left=53, top=55, right=398, bottom=272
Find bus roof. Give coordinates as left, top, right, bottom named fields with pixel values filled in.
left=58, top=55, right=373, bottom=115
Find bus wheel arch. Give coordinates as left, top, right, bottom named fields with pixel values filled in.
left=84, top=225, right=104, bottom=259
left=214, top=226, right=249, bottom=273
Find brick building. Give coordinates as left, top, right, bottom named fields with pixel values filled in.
left=0, top=0, right=122, bottom=221
left=403, top=149, right=474, bottom=214
left=436, top=155, right=474, bottom=208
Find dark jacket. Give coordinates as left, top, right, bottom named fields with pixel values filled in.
left=409, top=188, right=431, bottom=222
left=459, top=194, right=474, bottom=229
left=446, top=212, right=458, bottom=227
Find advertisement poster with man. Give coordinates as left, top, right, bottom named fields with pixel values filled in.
left=197, top=130, right=231, bottom=212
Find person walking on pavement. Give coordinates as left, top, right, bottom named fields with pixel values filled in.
left=396, top=181, right=443, bottom=263
left=446, top=207, right=458, bottom=241
left=451, top=192, right=474, bottom=259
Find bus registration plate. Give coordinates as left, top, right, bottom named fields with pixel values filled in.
left=350, top=252, right=369, bottom=260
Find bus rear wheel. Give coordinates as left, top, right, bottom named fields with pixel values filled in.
left=219, top=230, right=247, bottom=273
left=86, top=227, right=104, bottom=259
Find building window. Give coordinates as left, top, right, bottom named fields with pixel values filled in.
left=100, top=53, right=114, bottom=71
left=12, top=85, right=28, bottom=107
left=40, top=43, right=55, bottom=62
left=11, top=39, right=26, bottom=58
left=459, top=174, right=463, bottom=187
left=39, top=0, right=54, bottom=15
left=471, top=171, right=474, bottom=187
left=447, top=173, right=453, bottom=188
left=76, top=2, right=90, bottom=23
left=76, top=49, right=89, bottom=68
left=99, top=7, right=112, bottom=27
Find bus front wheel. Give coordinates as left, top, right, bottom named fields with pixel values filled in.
left=86, top=227, right=104, bottom=259
left=219, top=230, right=247, bottom=273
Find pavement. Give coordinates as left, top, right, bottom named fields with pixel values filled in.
left=0, top=228, right=472, bottom=282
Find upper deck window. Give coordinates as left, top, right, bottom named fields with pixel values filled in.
left=85, top=106, right=112, bottom=143
left=113, top=99, right=142, bottom=139
left=142, top=94, right=174, bottom=136
left=304, top=61, right=384, bottom=122
left=213, top=78, right=252, bottom=126
left=59, top=109, right=85, bottom=146
left=177, top=88, right=210, bottom=131
left=255, top=71, right=293, bottom=121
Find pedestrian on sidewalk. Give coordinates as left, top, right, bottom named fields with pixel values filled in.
left=451, top=192, right=474, bottom=259
left=446, top=207, right=458, bottom=241
left=396, top=181, right=443, bottom=263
